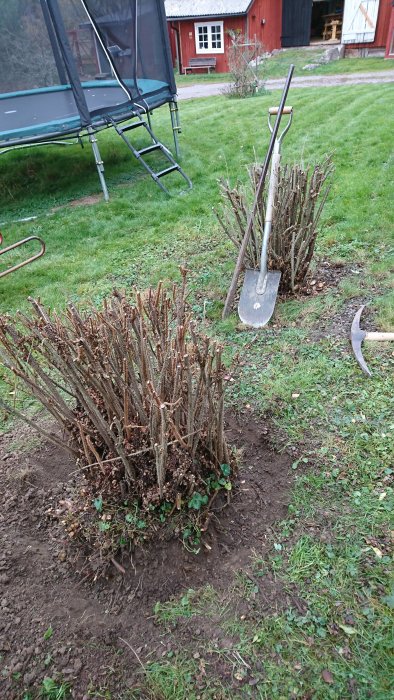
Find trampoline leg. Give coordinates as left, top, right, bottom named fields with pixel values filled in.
left=146, top=111, right=154, bottom=142
left=169, top=99, right=181, bottom=158
left=88, top=127, right=109, bottom=202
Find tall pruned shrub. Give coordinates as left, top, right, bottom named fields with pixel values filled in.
left=217, top=157, right=333, bottom=293
left=0, top=272, right=232, bottom=563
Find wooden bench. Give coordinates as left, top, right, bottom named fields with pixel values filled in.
left=184, top=57, right=217, bottom=74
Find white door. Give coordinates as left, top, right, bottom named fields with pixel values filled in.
left=341, top=0, right=380, bottom=43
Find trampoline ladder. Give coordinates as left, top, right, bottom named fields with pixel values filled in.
left=109, top=117, right=192, bottom=195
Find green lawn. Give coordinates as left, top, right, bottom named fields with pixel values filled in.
left=0, top=83, right=393, bottom=699
left=175, top=48, right=394, bottom=85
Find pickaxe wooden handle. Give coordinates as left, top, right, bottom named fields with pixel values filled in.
left=363, top=332, right=394, bottom=341
left=350, top=306, right=394, bottom=377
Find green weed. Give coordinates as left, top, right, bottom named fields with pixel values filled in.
left=40, top=677, right=70, bottom=700
left=154, top=586, right=218, bottom=626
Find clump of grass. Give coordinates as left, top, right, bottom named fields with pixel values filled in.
left=0, top=271, right=234, bottom=567
left=217, top=156, right=333, bottom=294
left=40, top=677, right=70, bottom=700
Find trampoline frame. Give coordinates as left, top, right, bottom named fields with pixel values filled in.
left=0, top=100, right=183, bottom=202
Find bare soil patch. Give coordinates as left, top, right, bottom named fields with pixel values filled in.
left=0, top=411, right=293, bottom=698
left=50, top=194, right=102, bottom=214
left=68, top=194, right=102, bottom=208
left=304, top=258, right=357, bottom=291
left=302, top=259, right=386, bottom=340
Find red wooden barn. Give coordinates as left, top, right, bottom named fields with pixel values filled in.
left=165, top=0, right=281, bottom=74
left=165, top=0, right=393, bottom=73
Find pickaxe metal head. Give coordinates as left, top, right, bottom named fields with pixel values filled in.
left=350, top=305, right=371, bottom=377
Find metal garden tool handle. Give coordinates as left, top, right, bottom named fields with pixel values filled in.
left=0, top=233, right=46, bottom=279
left=256, top=106, right=293, bottom=295
left=222, top=64, right=295, bottom=318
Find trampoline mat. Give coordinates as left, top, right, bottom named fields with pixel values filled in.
left=0, top=80, right=171, bottom=144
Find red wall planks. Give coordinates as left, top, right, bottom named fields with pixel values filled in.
left=384, top=5, right=394, bottom=57
left=177, top=16, right=247, bottom=73
left=247, top=0, right=282, bottom=52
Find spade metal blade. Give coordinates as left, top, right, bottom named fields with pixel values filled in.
left=238, top=270, right=281, bottom=328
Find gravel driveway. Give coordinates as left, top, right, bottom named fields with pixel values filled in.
left=177, top=70, right=394, bottom=99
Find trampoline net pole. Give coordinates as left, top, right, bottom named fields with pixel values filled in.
left=40, top=0, right=67, bottom=85
left=88, top=127, right=109, bottom=202
left=47, top=0, right=91, bottom=126
left=157, top=0, right=177, bottom=96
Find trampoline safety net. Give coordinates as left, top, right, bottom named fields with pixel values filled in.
left=0, top=1, right=191, bottom=199
left=0, top=0, right=176, bottom=134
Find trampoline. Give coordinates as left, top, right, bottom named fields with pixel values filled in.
left=0, top=1, right=190, bottom=198
left=0, top=80, right=172, bottom=145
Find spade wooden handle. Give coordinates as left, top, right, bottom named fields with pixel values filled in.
left=365, top=332, right=394, bottom=341
left=269, top=106, right=293, bottom=115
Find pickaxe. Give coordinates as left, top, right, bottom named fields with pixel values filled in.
left=350, top=305, right=394, bottom=377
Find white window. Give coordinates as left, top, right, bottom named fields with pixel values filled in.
left=194, top=21, right=224, bottom=54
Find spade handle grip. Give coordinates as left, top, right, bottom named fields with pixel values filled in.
left=365, top=331, right=394, bottom=341
left=269, top=106, right=293, bottom=115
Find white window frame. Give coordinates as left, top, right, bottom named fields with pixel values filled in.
left=194, top=21, right=224, bottom=54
